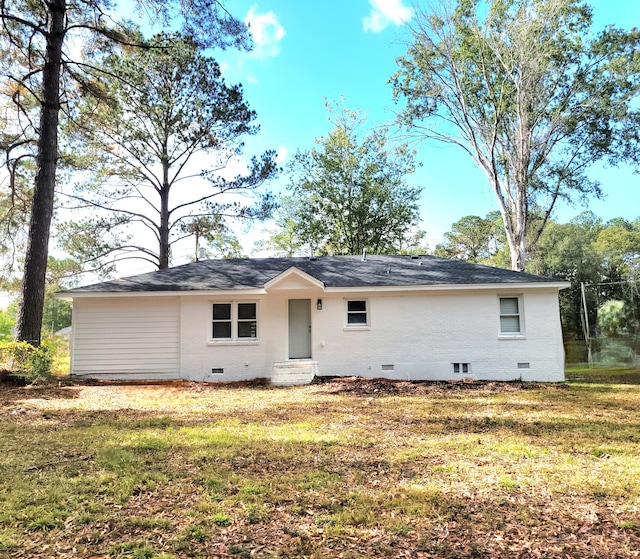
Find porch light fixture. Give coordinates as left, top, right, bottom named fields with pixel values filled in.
left=317, top=299, right=323, bottom=310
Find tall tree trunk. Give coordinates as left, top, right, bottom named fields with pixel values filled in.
left=158, top=158, right=170, bottom=269
left=15, top=0, right=66, bottom=345
left=502, top=209, right=527, bottom=272
left=492, top=177, right=527, bottom=272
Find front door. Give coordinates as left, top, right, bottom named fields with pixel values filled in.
left=288, top=299, right=311, bottom=359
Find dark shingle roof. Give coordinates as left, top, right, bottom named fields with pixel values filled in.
left=61, top=255, right=564, bottom=294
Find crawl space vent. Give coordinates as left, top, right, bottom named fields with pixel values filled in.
left=517, top=362, right=530, bottom=369
left=381, top=364, right=395, bottom=372
left=211, top=368, right=224, bottom=374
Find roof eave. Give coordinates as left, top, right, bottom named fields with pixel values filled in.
left=56, top=288, right=269, bottom=299
left=57, top=280, right=570, bottom=299
left=323, top=281, right=570, bottom=293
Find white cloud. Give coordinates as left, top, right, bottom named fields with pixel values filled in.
left=245, top=5, right=286, bottom=58
left=362, top=0, right=414, bottom=33
left=219, top=61, right=230, bottom=75
left=217, top=154, right=250, bottom=181
left=275, top=146, right=288, bottom=165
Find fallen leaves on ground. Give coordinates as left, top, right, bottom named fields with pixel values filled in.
left=0, top=377, right=638, bottom=558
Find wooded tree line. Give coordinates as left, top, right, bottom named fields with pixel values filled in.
left=1, top=0, right=639, bottom=346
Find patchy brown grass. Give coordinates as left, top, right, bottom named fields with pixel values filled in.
left=1, top=377, right=639, bottom=558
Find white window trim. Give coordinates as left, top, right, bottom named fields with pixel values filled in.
left=344, top=298, right=370, bottom=330
left=209, top=301, right=259, bottom=345
left=498, top=295, right=525, bottom=339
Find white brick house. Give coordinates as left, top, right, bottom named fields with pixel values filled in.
left=58, top=255, right=569, bottom=384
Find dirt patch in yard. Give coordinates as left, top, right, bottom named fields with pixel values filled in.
left=0, top=374, right=565, bottom=403
left=313, top=375, right=567, bottom=396
left=0, top=381, right=81, bottom=403
left=0, top=376, right=565, bottom=426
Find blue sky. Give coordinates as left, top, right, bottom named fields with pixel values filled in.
left=204, top=0, right=639, bottom=255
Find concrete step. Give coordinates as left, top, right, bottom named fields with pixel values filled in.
left=271, top=360, right=317, bottom=386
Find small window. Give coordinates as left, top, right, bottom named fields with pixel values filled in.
left=453, top=362, right=470, bottom=374
left=499, top=297, right=522, bottom=335
left=347, top=300, right=368, bottom=325
left=212, top=302, right=257, bottom=341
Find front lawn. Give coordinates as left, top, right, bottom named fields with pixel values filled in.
left=1, top=377, right=638, bottom=558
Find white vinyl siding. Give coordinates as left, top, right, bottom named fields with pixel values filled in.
left=71, top=297, right=180, bottom=379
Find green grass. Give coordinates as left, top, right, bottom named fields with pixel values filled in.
left=566, top=364, right=640, bottom=384
left=0, top=375, right=639, bottom=558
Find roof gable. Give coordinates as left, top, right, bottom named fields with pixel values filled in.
left=264, top=266, right=325, bottom=292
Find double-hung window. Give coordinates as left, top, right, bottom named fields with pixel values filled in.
left=346, top=300, right=368, bottom=326
left=212, top=303, right=232, bottom=339
left=499, top=297, right=522, bottom=336
left=212, top=302, right=257, bottom=341
left=237, top=303, right=257, bottom=338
